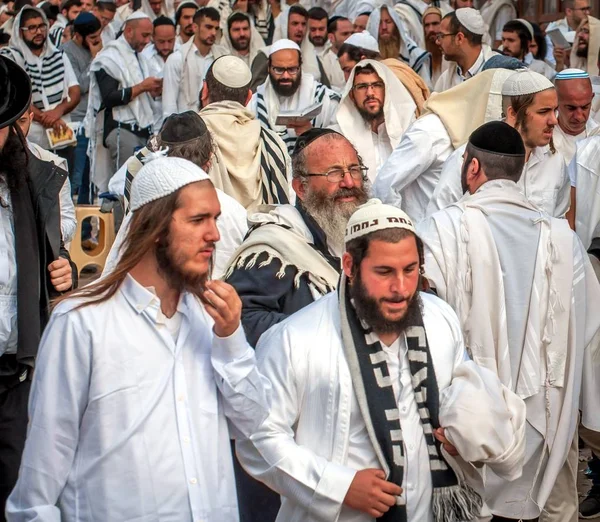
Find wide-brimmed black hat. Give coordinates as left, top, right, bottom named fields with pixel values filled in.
left=0, top=56, right=32, bottom=129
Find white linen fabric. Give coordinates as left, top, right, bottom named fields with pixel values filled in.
left=236, top=290, right=525, bottom=522
left=523, top=52, right=556, bottom=80
left=393, top=0, right=452, bottom=48
left=0, top=184, right=18, bottom=357
left=334, top=59, right=416, bottom=182
left=6, top=275, right=271, bottom=522
left=427, top=143, right=571, bottom=218
left=433, top=45, right=497, bottom=93
left=553, top=117, right=599, bottom=164
left=479, top=0, right=516, bottom=42
left=418, top=179, right=600, bottom=518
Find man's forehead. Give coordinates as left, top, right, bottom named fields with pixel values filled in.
left=354, top=70, right=382, bottom=83
left=424, top=14, right=441, bottom=24
left=532, top=88, right=558, bottom=107
left=178, top=180, right=219, bottom=209
left=305, top=137, right=359, bottom=166
left=155, top=25, right=175, bottom=36
left=270, top=49, right=300, bottom=64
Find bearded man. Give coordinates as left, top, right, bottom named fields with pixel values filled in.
left=569, top=16, right=600, bottom=76
left=236, top=198, right=526, bottom=522
left=7, top=156, right=271, bottom=522
left=221, top=11, right=265, bottom=66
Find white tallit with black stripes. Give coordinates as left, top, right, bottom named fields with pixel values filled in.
left=0, top=7, right=68, bottom=111
left=250, top=73, right=341, bottom=155
left=339, top=274, right=482, bottom=522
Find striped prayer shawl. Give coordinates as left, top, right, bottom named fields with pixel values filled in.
left=338, top=275, right=482, bottom=522
left=255, top=82, right=336, bottom=155
left=259, top=127, right=290, bottom=205
left=49, top=24, right=64, bottom=47
left=0, top=46, right=66, bottom=110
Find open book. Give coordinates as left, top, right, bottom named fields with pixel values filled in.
left=275, top=101, right=323, bottom=126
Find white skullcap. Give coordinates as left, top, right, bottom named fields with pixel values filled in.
left=125, top=10, right=151, bottom=22
left=268, top=39, right=301, bottom=56
left=501, top=69, right=554, bottom=96
left=130, top=157, right=211, bottom=211
left=344, top=31, right=380, bottom=53
left=515, top=18, right=534, bottom=40
left=555, top=68, right=590, bottom=80
left=212, top=55, right=251, bottom=88
left=345, top=199, right=415, bottom=244
left=455, top=8, right=486, bottom=36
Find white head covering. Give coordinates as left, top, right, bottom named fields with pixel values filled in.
left=268, top=38, right=301, bottom=56
left=345, top=199, right=415, bottom=243
left=514, top=18, right=534, bottom=40
left=220, top=10, right=266, bottom=64
left=130, top=157, right=211, bottom=211
left=125, top=10, right=151, bottom=22
left=455, top=8, right=486, bottom=36
left=554, top=68, right=590, bottom=80
left=211, top=55, right=252, bottom=87
left=344, top=31, right=380, bottom=53
left=501, top=69, right=554, bottom=96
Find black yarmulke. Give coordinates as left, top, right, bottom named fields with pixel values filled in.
left=468, top=121, right=525, bottom=157
left=292, top=128, right=342, bottom=156
left=159, top=111, right=208, bottom=144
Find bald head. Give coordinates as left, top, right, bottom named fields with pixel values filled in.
left=556, top=76, right=593, bottom=135
left=124, top=16, right=153, bottom=52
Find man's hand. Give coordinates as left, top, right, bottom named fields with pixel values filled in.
left=200, top=280, right=242, bottom=338
left=89, top=39, right=103, bottom=58
left=286, top=119, right=313, bottom=136
left=343, top=469, right=402, bottom=518
left=434, top=427, right=459, bottom=457
left=52, top=118, right=69, bottom=134
left=553, top=46, right=568, bottom=72
left=48, top=257, right=73, bottom=292
left=40, top=107, right=65, bottom=128
left=141, top=76, right=163, bottom=94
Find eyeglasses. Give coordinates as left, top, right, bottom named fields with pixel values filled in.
left=434, top=32, right=457, bottom=41
left=306, top=165, right=368, bottom=183
left=573, top=5, right=591, bottom=11
left=353, top=81, right=385, bottom=92
left=21, top=23, right=48, bottom=33
left=270, top=66, right=300, bottom=75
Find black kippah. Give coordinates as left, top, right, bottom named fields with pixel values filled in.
left=153, top=15, right=175, bottom=27
left=292, top=128, right=342, bottom=156
left=468, top=121, right=525, bottom=157
left=159, top=111, right=208, bottom=144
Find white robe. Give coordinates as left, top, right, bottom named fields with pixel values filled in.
left=393, top=0, right=452, bottom=49
left=426, top=143, right=571, bottom=219
left=418, top=179, right=600, bottom=518
left=236, top=290, right=526, bottom=522
left=334, top=59, right=416, bottom=183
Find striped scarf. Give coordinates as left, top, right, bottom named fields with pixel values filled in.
left=258, top=127, right=290, bottom=205
left=338, top=275, right=483, bottom=522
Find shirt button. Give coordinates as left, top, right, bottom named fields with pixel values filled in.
left=401, top=406, right=407, bottom=413
left=190, top=478, right=197, bottom=485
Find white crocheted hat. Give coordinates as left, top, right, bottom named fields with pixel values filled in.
left=344, top=31, right=380, bottom=53
left=345, top=199, right=415, bottom=243
left=501, top=69, right=554, bottom=96
left=455, top=8, right=486, bottom=35
left=130, top=157, right=211, bottom=211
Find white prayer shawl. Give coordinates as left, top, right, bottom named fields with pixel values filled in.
left=393, top=0, right=452, bottom=49
left=479, top=0, right=516, bottom=43
left=330, top=0, right=380, bottom=22
left=523, top=52, right=556, bottom=80
left=272, top=7, right=321, bottom=81
left=334, top=59, right=416, bottom=182
left=426, top=143, right=571, bottom=219
left=570, top=16, right=600, bottom=76
left=236, top=290, right=526, bottom=522
left=570, top=133, right=600, bottom=250
left=434, top=45, right=497, bottom=93
left=552, top=117, right=599, bottom=165
left=221, top=12, right=266, bottom=66
left=366, top=6, right=432, bottom=87
left=85, top=35, right=160, bottom=191
left=418, top=179, right=600, bottom=517
left=250, top=73, right=340, bottom=154
left=141, top=0, right=175, bottom=20
left=320, top=48, right=346, bottom=92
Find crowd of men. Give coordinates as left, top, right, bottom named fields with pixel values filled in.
left=0, top=0, right=600, bottom=520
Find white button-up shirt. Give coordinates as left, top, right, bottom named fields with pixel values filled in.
left=7, top=275, right=271, bottom=522
left=0, top=183, right=17, bottom=357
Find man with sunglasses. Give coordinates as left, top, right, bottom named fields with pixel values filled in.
left=334, top=59, right=417, bottom=183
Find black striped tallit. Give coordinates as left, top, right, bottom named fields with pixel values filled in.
left=259, top=127, right=290, bottom=205
left=338, top=276, right=483, bottom=522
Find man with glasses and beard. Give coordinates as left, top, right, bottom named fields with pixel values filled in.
left=236, top=198, right=526, bottom=522
left=569, top=16, right=600, bottom=76
left=250, top=39, right=340, bottom=154
left=7, top=156, right=271, bottom=522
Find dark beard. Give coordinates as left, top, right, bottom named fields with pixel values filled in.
left=310, top=35, right=326, bottom=47
left=350, top=269, right=423, bottom=336
left=24, top=37, right=45, bottom=51
left=356, top=101, right=383, bottom=124
left=270, top=72, right=302, bottom=96
left=0, top=126, right=29, bottom=198
left=576, top=45, right=588, bottom=57
left=378, top=32, right=400, bottom=60
left=460, top=154, right=469, bottom=194
left=231, top=37, right=249, bottom=51
left=155, top=235, right=213, bottom=294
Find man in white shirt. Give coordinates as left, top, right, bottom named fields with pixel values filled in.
left=174, top=0, right=197, bottom=45
left=307, top=5, right=328, bottom=52
left=6, top=156, right=272, bottom=522
left=418, top=120, right=600, bottom=522
left=334, top=59, right=417, bottom=182
left=429, top=70, right=571, bottom=219
left=323, top=15, right=353, bottom=91
left=162, top=6, right=228, bottom=119
left=501, top=19, right=556, bottom=79
left=142, top=15, right=176, bottom=72
left=547, top=0, right=591, bottom=67
left=237, top=198, right=526, bottom=522
left=553, top=68, right=597, bottom=164
left=434, top=8, right=497, bottom=92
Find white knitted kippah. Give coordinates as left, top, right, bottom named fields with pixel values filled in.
left=455, top=8, right=486, bottom=36
left=125, top=11, right=151, bottom=22
left=555, top=68, right=590, bottom=80
left=130, top=157, right=211, bottom=211
left=345, top=199, right=416, bottom=243
left=501, top=69, right=554, bottom=96
left=344, top=31, right=380, bottom=53
left=268, top=39, right=301, bottom=56
left=212, top=55, right=252, bottom=88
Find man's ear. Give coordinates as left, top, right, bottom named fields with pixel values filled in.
left=342, top=251, right=354, bottom=278
left=292, top=176, right=306, bottom=201
left=244, top=88, right=252, bottom=106
left=328, top=32, right=334, bottom=45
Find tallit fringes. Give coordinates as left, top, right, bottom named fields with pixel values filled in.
left=275, top=262, right=289, bottom=279
left=258, top=253, right=274, bottom=269
left=431, top=483, right=483, bottom=522
left=244, top=252, right=262, bottom=270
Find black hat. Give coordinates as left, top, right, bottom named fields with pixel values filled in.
left=468, top=121, right=525, bottom=157
left=159, top=110, right=208, bottom=144
left=0, top=56, right=32, bottom=130
left=73, top=12, right=102, bottom=37
left=292, top=128, right=342, bottom=156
